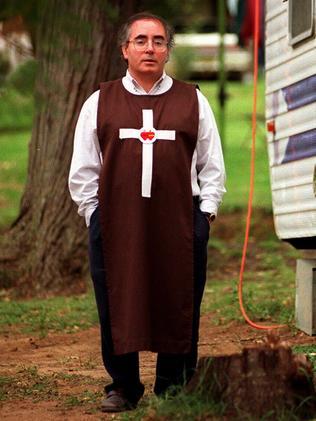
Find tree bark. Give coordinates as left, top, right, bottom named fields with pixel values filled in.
left=187, top=335, right=316, bottom=420
left=0, top=0, right=140, bottom=295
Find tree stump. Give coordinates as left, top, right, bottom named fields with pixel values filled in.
left=187, top=334, right=316, bottom=419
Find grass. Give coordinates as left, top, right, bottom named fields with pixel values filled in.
left=119, top=383, right=311, bottom=421
left=0, top=365, right=58, bottom=402
left=119, top=385, right=226, bottom=421
left=207, top=238, right=298, bottom=324
left=200, top=206, right=300, bottom=326
left=0, top=131, right=30, bottom=226
left=199, top=78, right=271, bottom=211
left=0, top=292, right=98, bottom=337
left=293, top=345, right=316, bottom=373
left=62, top=389, right=103, bottom=409
left=0, top=85, right=33, bottom=227
left=0, top=86, right=34, bottom=131
left=201, top=277, right=295, bottom=327
left=0, top=365, right=103, bottom=411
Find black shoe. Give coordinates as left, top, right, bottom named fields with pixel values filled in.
left=101, top=389, right=136, bottom=413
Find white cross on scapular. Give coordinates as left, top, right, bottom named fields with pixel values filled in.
left=119, top=109, right=176, bottom=198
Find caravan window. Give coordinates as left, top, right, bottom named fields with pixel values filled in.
left=289, top=0, right=314, bottom=45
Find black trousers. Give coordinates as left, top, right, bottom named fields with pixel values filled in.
left=88, top=199, right=209, bottom=404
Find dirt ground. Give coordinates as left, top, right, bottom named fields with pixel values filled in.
left=1, top=313, right=316, bottom=421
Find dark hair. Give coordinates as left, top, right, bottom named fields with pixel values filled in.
left=118, top=12, right=175, bottom=49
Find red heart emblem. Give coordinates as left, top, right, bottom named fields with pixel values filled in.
left=141, top=131, right=155, bottom=140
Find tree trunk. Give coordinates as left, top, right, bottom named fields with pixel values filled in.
left=187, top=335, right=316, bottom=420
left=0, top=0, right=140, bottom=295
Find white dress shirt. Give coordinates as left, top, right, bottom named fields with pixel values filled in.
left=69, top=71, right=226, bottom=226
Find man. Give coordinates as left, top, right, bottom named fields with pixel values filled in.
left=69, top=12, right=225, bottom=413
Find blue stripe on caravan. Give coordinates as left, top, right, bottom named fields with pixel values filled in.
left=282, top=128, right=316, bottom=163
left=282, top=74, right=316, bottom=110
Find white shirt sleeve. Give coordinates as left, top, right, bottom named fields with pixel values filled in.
left=68, top=90, right=101, bottom=226
left=195, top=89, right=226, bottom=215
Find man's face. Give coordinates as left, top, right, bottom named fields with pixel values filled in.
left=121, top=19, right=169, bottom=81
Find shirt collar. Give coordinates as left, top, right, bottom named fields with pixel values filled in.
left=122, top=70, right=173, bottom=95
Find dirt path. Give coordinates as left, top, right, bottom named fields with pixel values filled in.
left=1, top=313, right=316, bottom=420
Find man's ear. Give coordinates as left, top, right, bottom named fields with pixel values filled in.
left=121, top=45, right=128, bottom=60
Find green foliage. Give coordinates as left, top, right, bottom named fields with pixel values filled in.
left=0, top=292, right=98, bottom=337
left=142, top=0, right=208, bottom=31
left=0, top=0, right=38, bottom=20
left=102, top=1, right=120, bottom=24
left=170, top=46, right=196, bottom=80
left=7, top=59, right=37, bottom=96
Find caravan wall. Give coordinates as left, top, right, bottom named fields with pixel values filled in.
left=265, top=0, right=316, bottom=248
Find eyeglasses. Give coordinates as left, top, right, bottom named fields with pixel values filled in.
left=127, top=38, right=168, bottom=52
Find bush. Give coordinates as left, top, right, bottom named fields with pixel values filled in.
left=7, top=59, right=37, bottom=96
left=168, top=46, right=196, bottom=80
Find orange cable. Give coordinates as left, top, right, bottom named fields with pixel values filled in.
left=238, top=0, right=284, bottom=330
